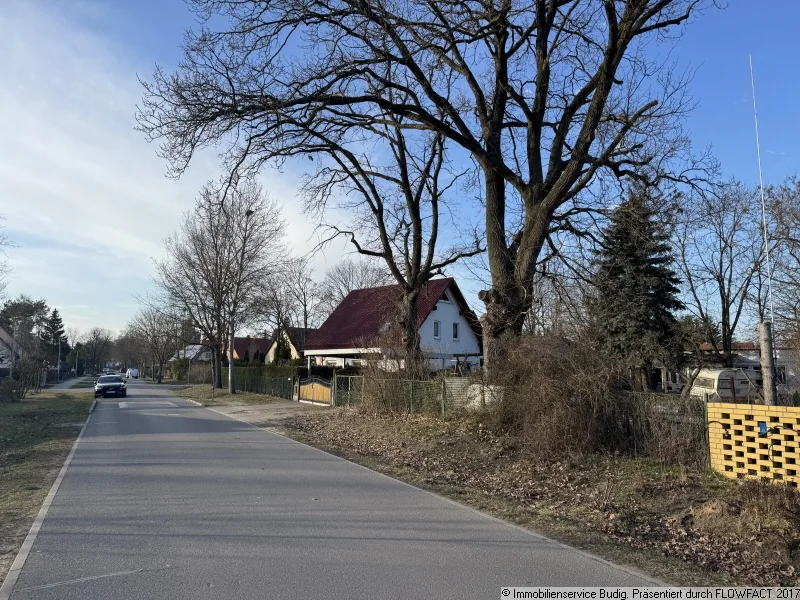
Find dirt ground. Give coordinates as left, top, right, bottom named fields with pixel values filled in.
left=280, top=408, right=800, bottom=587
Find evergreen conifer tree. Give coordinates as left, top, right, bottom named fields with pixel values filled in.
left=41, top=308, right=67, bottom=362
left=590, top=190, right=684, bottom=390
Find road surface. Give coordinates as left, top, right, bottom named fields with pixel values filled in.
left=5, top=381, right=658, bottom=599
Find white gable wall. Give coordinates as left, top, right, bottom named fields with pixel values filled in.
left=419, top=289, right=481, bottom=369
left=0, top=339, right=12, bottom=370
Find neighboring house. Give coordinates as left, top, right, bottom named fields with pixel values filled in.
left=265, top=327, right=317, bottom=363
left=232, top=336, right=272, bottom=362
left=0, top=324, right=22, bottom=377
left=169, top=344, right=213, bottom=364
left=304, top=278, right=482, bottom=370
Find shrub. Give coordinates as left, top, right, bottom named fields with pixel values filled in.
left=187, top=363, right=213, bottom=384
left=0, top=379, right=20, bottom=403
left=490, top=334, right=707, bottom=466
left=171, top=358, right=189, bottom=381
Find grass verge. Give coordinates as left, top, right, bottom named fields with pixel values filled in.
left=172, top=384, right=279, bottom=407
left=0, top=389, right=93, bottom=582
left=282, top=409, right=799, bottom=587
left=70, top=377, right=100, bottom=389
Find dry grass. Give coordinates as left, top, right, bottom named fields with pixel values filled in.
left=0, top=389, right=93, bottom=582
left=172, top=384, right=280, bottom=406
left=284, top=409, right=800, bottom=586
left=70, top=377, right=100, bottom=389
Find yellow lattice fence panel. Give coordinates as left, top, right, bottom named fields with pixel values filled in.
left=708, top=402, right=800, bottom=487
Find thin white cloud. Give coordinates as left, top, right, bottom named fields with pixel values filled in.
left=0, top=1, right=348, bottom=330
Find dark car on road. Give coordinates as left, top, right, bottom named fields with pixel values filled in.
left=94, top=375, right=127, bottom=398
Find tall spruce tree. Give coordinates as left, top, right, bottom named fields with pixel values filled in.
left=41, top=308, right=67, bottom=362
left=591, top=190, right=684, bottom=390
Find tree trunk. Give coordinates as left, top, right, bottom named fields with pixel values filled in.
left=399, top=291, right=422, bottom=374
left=213, top=347, right=223, bottom=389
left=479, top=168, right=544, bottom=378
left=478, top=288, right=527, bottom=378
left=641, top=365, right=652, bottom=393
left=228, top=323, right=236, bottom=394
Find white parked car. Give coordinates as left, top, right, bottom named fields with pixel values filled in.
left=125, top=368, right=139, bottom=380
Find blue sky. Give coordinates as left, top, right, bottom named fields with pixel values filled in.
left=0, top=0, right=797, bottom=334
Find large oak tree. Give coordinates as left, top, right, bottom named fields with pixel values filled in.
left=138, top=0, right=714, bottom=370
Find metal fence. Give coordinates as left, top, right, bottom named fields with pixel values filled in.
left=332, top=374, right=487, bottom=415
left=222, top=367, right=294, bottom=399
left=333, top=375, right=363, bottom=407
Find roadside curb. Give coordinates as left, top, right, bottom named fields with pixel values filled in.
left=0, top=413, right=92, bottom=600
left=90, top=400, right=97, bottom=413
left=185, top=399, right=202, bottom=406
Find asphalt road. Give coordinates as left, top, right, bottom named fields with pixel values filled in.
left=8, top=381, right=658, bottom=599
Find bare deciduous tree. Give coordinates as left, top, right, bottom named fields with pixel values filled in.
left=678, top=182, right=766, bottom=367
left=0, top=217, right=15, bottom=300
left=767, top=178, right=800, bottom=338
left=137, top=0, right=716, bottom=371
left=220, top=180, right=285, bottom=392
left=522, top=261, right=590, bottom=338
left=81, top=327, right=114, bottom=374
left=154, top=180, right=284, bottom=391
left=113, top=328, right=148, bottom=373
left=154, top=190, right=229, bottom=389
left=128, top=305, right=178, bottom=381
left=318, top=258, right=393, bottom=317
left=283, top=256, right=322, bottom=338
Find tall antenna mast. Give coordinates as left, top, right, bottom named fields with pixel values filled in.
left=749, top=54, right=775, bottom=324
left=750, top=55, right=779, bottom=407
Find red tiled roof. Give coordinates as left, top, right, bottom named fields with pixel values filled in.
left=305, top=278, right=480, bottom=351
left=233, top=336, right=272, bottom=359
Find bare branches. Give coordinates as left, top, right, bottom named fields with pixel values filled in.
left=318, top=257, right=393, bottom=316
left=0, top=217, right=17, bottom=301
left=127, top=304, right=179, bottom=378
left=151, top=177, right=286, bottom=387
left=676, top=180, right=766, bottom=365
left=137, top=0, right=716, bottom=366
left=80, top=327, right=114, bottom=374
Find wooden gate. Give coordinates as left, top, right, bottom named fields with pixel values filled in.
left=296, top=376, right=332, bottom=405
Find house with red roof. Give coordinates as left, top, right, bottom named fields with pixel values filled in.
left=231, top=336, right=272, bottom=363
left=265, top=327, right=318, bottom=363
left=304, top=278, right=482, bottom=371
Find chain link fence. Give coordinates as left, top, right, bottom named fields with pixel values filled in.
left=332, top=374, right=491, bottom=415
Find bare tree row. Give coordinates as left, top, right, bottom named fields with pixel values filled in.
left=137, top=0, right=720, bottom=376
left=128, top=174, right=393, bottom=391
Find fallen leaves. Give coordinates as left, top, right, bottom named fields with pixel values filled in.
left=286, top=409, right=799, bottom=587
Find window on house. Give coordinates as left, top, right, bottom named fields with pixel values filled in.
left=433, top=320, right=441, bottom=339
left=452, top=322, right=459, bottom=340
left=440, top=292, right=451, bottom=303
